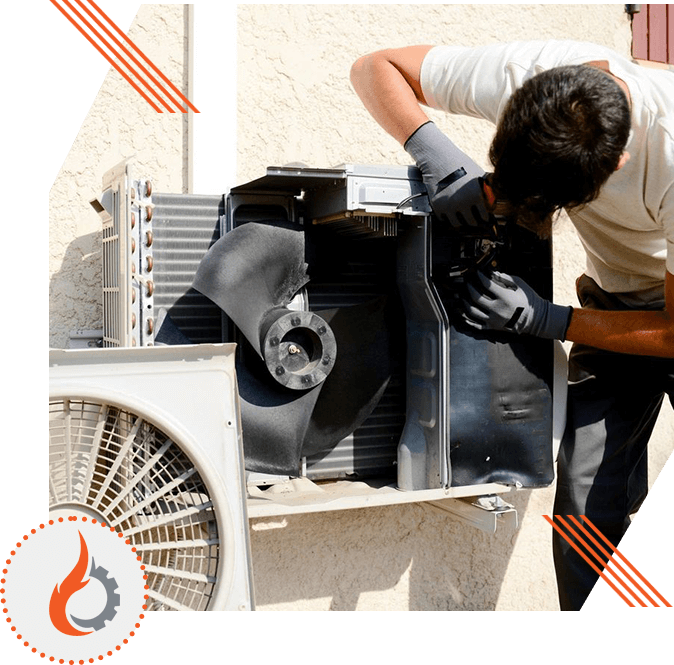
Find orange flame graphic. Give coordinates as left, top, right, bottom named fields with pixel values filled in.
left=49, top=530, right=93, bottom=636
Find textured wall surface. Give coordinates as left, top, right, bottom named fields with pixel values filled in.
left=49, top=4, right=188, bottom=350
left=49, top=3, right=673, bottom=612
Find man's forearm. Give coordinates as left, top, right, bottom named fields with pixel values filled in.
left=566, top=307, right=674, bottom=357
left=350, top=47, right=432, bottom=145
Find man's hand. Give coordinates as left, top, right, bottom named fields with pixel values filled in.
left=404, top=121, right=493, bottom=229
left=350, top=48, right=492, bottom=228
left=462, top=270, right=573, bottom=340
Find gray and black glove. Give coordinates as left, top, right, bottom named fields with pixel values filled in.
left=462, top=271, right=573, bottom=340
left=404, top=121, right=492, bottom=229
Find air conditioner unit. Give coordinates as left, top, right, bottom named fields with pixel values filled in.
left=49, top=343, right=254, bottom=611
left=88, top=160, right=566, bottom=520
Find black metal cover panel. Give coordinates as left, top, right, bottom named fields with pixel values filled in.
left=432, top=222, right=555, bottom=488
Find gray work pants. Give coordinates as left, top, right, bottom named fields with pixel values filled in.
left=552, top=274, right=674, bottom=611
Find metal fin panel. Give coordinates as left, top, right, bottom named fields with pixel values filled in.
left=150, top=193, right=224, bottom=344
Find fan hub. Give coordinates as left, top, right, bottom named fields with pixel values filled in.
left=262, top=310, right=337, bottom=390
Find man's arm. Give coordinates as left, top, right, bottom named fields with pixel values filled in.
left=463, top=270, right=674, bottom=358
left=350, top=46, right=434, bottom=144
left=351, top=46, right=494, bottom=229
left=564, top=270, right=674, bottom=357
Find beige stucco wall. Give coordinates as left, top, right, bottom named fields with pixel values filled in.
left=49, top=4, right=673, bottom=611
left=49, top=4, right=189, bottom=350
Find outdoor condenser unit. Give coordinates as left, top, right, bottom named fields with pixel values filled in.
left=49, top=343, right=254, bottom=610
left=86, top=160, right=566, bottom=501
left=50, top=160, right=568, bottom=611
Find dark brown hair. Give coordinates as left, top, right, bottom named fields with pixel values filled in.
left=489, top=64, right=631, bottom=237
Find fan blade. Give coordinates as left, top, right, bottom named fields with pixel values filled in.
left=171, top=221, right=401, bottom=475
left=155, top=297, right=398, bottom=476
left=236, top=342, right=325, bottom=476
left=155, top=308, right=324, bottom=476
left=301, top=296, right=398, bottom=458
left=155, top=308, right=193, bottom=346
left=193, top=222, right=336, bottom=390
left=193, top=222, right=309, bottom=354
left=239, top=296, right=399, bottom=473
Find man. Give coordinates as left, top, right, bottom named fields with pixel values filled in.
left=350, top=40, right=674, bottom=610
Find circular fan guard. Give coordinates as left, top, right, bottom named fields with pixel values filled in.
left=49, top=398, right=223, bottom=611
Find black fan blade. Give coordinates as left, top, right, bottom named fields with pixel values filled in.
left=193, top=222, right=336, bottom=390
left=236, top=341, right=325, bottom=476
left=193, top=222, right=309, bottom=355
left=301, top=296, right=397, bottom=458
left=154, top=310, right=323, bottom=476
left=154, top=308, right=193, bottom=346
left=235, top=297, right=398, bottom=474
left=187, top=222, right=400, bottom=475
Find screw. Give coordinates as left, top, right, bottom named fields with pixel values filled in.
left=288, top=345, right=301, bottom=355
left=275, top=366, right=285, bottom=376
left=269, top=336, right=279, bottom=347
left=318, top=326, right=326, bottom=335
left=291, top=317, right=301, bottom=327
left=322, top=355, right=331, bottom=365
left=302, top=375, right=313, bottom=385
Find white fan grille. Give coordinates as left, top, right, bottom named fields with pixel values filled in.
left=49, top=398, right=220, bottom=611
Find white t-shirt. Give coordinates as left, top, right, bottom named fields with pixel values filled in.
left=420, top=40, right=674, bottom=298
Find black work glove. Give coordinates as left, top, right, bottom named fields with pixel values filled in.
left=462, top=270, right=573, bottom=340
left=404, top=121, right=492, bottom=229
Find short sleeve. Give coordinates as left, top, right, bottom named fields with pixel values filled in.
left=420, top=44, right=524, bottom=123
left=662, top=186, right=674, bottom=277
left=420, top=40, right=624, bottom=125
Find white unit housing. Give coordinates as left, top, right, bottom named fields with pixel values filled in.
left=49, top=344, right=254, bottom=611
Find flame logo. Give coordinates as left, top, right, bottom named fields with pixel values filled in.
left=48, top=530, right=121, bottom=636
left=49, top=531, right=92, bottom=637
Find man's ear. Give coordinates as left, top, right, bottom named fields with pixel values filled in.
left=616, top=151, right=631, bottom=170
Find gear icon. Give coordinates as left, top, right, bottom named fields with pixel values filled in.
left=70, top=559, right=121, bottom=631
left=4, top=516, right=147, bottom=662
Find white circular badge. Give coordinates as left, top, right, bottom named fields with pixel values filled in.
left=2, top=516, right=147, bottom=663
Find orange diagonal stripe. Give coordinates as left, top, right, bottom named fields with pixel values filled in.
left=50, top=0, right=199, bottom=113
left=582, top=515, right=672, bottom=608
left=87, top=0, right=199, bottom=113
left=50, top=0, right=163, bottom=112
left=73, top=0, right=187, bottom=112
left=543, top=515, right=635, bottom=607
left=58, top=0, right=175, bottom=112
left=63, top=0, right=178, bottom=113
left=557, top=515, right=647, bottom=607
left=567, top=515, right=659, bottom=607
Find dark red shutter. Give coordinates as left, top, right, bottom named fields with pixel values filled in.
left=632, top=4, right=674, bottom=64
